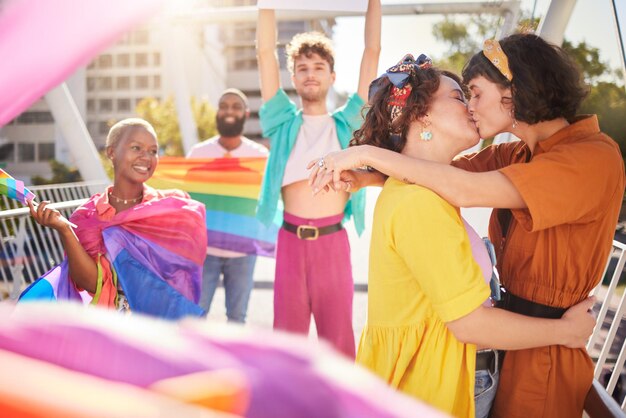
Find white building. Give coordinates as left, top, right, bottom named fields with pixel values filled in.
left=85, top=28, right=166, bottom=148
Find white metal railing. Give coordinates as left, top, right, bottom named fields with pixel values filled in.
left=587, top=240, right=626, bottom=412
left=0, top=181, right=107, bottom=299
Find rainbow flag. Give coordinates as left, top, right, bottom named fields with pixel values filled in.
left=0, top=168, right=35, bottom=205
left=148, top=157, right=279, bottom=257
left=20, top=193, right=207, bottom=320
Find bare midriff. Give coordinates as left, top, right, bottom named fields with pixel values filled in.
left=282, top=180, right=348, bottom=219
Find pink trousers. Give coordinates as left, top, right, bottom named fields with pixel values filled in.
left=273, top=212, right=355, bottom=358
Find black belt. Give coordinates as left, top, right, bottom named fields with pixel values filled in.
left=476, top=349, right=504, bottom=373
left=282, top=221, right=343, bottom=240
left=496, top=290, right=567, bottom=319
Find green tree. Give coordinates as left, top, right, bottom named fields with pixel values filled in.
left=580, top=81, right=626, bottom=160
left=562, top=42, right=626, bottom=168
left=99, top=151, right=114, bottom=180
left=432, top=16, right=493, bottom=74
left=432, top=13, right=539, bottom=74
left=562, top=40, right=608, bottom=84
left=135, top=96, right=218, bottom=156
left=31, top=160, right=83, bottom=185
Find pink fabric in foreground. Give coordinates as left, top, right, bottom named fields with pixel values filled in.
left=0, top=0, right=163, bottom=125
left=0, top=303, right=450, bottom=418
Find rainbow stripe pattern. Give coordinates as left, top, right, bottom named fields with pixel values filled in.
left=148, top=157, right=279, bottom=257
left=0, top=168, right=35, bottom=204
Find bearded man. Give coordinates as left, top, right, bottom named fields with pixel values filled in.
left=187, top=88, right=268, bottom=323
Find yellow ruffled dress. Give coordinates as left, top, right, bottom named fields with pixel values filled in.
left=357, top=179, right=490, bottom=418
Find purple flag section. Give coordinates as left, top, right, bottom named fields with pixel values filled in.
left=19, top=260, right=89, bottom=303
left=0, top=0, right=163, bottom=126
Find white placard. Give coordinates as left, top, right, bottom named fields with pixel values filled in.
left=257, top=0, right=367, bottom=12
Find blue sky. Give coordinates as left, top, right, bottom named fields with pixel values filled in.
left=332, top=0, right=626, bottom=93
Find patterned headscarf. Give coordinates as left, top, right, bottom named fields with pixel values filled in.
left=368, top=53, right=433, bottom=132
left=483, top=39, right=512, bottom=81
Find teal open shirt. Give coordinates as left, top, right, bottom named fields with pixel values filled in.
left=256, top=88, right=367, bottom=235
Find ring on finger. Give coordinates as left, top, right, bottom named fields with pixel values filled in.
left=318, top=158, right=326, bottom=169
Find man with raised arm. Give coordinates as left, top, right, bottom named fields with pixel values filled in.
left=255, top=1, right=381, bottom=358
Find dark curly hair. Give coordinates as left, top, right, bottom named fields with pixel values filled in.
left=351, top=67, right=463, bottom=152
left=462, top=33, right=588, bottom=124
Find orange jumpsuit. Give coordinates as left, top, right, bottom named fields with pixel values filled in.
left=453, top=115, right=625, bottom=418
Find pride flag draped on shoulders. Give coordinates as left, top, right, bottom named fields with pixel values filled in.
left=148, top=157, right=279, bottom=257
left=20, top=185, right=206, bottom=320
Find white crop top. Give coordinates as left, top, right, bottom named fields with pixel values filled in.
left=282, top=113, right=342, bottom=187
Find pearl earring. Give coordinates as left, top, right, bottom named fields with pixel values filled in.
left=510, top=110, right=518, bottom=129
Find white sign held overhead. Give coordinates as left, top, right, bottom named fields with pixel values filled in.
left=257, top=0, right=367, bottom=12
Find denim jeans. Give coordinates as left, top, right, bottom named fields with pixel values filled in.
left=200, top=254, right=257, bottom=323
left=475, top=368, right=499, bottom=418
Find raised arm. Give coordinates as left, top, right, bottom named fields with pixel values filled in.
left=256, top=9, right=281, bottom=102
left=356, top=0, right=382, bottom=101
left=311, top=145, right=525, bottom=209
left=28, top=201, right=98, bottom=293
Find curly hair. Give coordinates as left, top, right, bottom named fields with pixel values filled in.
left=462, top=33, right=588, bottom=124
left=351, top=68, right=463, bottom=152
left=286, top=31, right=335, bottom=74
left=106, top=118, right=157, bottom=150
